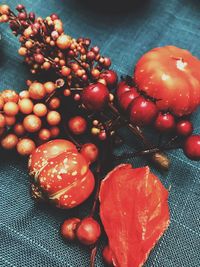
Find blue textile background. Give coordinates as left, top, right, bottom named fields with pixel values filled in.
left=0, top=0, right=200, bottom=266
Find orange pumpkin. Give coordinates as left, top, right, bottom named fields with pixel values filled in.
left=29, top=139, right=95, bottom=209
left=134, top=46, right=200, bottom=116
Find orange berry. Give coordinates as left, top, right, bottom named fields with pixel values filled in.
left=46, top=111, right=61, bottom=126
left=18, top=47, right=27, bottom=56
left=44, top=82, right=56, bottom=94
left=56, top=34, right=71, bottom=50
left=19, top=90, right=30, bottom=99
left=0, top=96, right=4, bottom=110
left=43, top=62, right=51, bottom=70
left=23, top=115, right=42, bottom=133
left=38, top=128, right=51, bottom=141
left=14, top=123, right=26, bottom=136
left=1, top=90, right=19, bottom=103
left=0, top=114, right=6, bottom=128
left=1, top=134, right=18, bottom=150
left=19, top=98, right=34, bottom=114
left=33, top=103, right=48, bottom=117
left=3, top=102, right=19, bottom=116
left=0, top=5, right=10, bottom=15
left=63, top=89, right=71, bottom=96
left=4, top=116, right=16, bottom=126
left=50, top=126, right=60, bottom=138
left=61, top=66, right=71, bottom=76
left=16, top=138, right=36, bottom=156
left=68, top=116, right=87, bottom=135
left=48, top=97, right=60, bottom=109
left=29, top=82, right=46, bottom=100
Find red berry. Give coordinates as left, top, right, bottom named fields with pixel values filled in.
left=80, top=143, right=99, bottom=164
left=76, top=217, right=101, bottom=246
left=117, top=81, right=132, bottom=98
left=176, top=120, right=193, bottom=137
left=118, top=89, right=139, bottom=111
left=68, top=116, right=87, bottom=135
left=102, top=246, right=113, bottom=266
left=183, top=135, right=200, bottom=161
left=98, top=131, right=107, bottom=141
left=61, top=218, right=81, bottom=241
left=81, top=83, right=109, bottom=111
left=129, top=96, right=158, bottom=126
left=154, top=112, right=176, bottom=132
left=100, top=70, right=118, bottom=88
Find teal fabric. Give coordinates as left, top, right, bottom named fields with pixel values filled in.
left=0, top=0, right=200, bottom=266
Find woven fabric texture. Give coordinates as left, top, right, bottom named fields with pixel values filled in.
left=0, top=0, right=200, bottom=266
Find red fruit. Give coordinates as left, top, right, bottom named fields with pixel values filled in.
left=176, top=120, right=193, bottom=137
left=61, top=218, right=81, bottom=241
left=154, top=112, right=176, bottom=132
left=68, top=116, right=87, bottom=135
left=100, top=70, right=118, bottom=88
left=129, top=96, right=158, bottom=126
left=118, top=89, right=139, bottom=111
left=81, top=83, right=109, bottom=111
left=76, top=217, right=101, bottom=246
left=134, top=46, right=200, bottom=116
left=117, top=81, right=132, bottom=98
left=102, top=246, right=114, bottom=266
left=183, top=135, right=200, bottom=160
left=29, top=146, right=95, bottom=209
left=80, top=143, right=99, bottom=164
left=28, top=139, right=77, bottom=177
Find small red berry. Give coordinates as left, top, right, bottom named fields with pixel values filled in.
left=129, top=96, right=158, bottom=126
left=100, top=70, right=118, bottom=88
left=117, top=81, right=133, bottom=98
left=176, top=120, right=193, bottom=137
left=81, top=83, right=109, bottom=111
left=76, top=217, right=101, bottom=246
left=183, top=135, right=200, bottom=161
left=68, top=116, right=87, bottom=135
left=98, top=131, right=107, bottom=141
left=61, top=218, right=81, bottom=241
left=118, top=89, right=139, bottom=111
left=102, top=246, right=113, bottom=266
left=80, top=143, right=99, bottom=164
left=154, top=112, right=176, bottom=132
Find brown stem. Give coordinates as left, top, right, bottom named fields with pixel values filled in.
left=108, top=103, right=170, bottom=171
left=90, top=160, right=101, bottom=217
left=90, top=245, right=98, bottom=267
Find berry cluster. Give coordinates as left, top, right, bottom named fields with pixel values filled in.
left=117, top=79, right=200, bottom=161
left=0, top=4, right=115, bottom=89
left=0, top=81, right=62, bottom=155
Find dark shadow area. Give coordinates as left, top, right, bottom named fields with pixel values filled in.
left=77, top=0, right=151, bottom=14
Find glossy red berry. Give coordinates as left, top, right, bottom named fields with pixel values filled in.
left=176, top=120, right=193, bottom=137
left=118, top=89, right=139, bottom=111
left=81, top=83, right=109, bottom=111
left=68, top=116, right=87, bottom=135
left=76, top=217, right=101, bottom=246
left=129, top=96, right=158, bottom=126
left=61, top=218, right=81, bottom=241
left=80, top=143, right=99, bottom=164
left=183, top=135, right=200, bottom=161
left=154, top=112, right=176, bottom=132
left=102, top=246, right=113, bottom=266
left=117, top=81, right=132, bottom=98
left=100, top=70, right=118, bottom=88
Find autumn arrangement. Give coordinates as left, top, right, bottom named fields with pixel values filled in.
left=0, top=3, right=200, bottom=267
